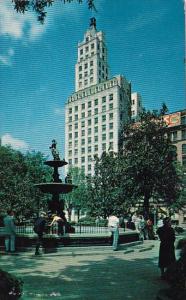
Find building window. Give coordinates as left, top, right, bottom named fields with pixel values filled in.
left=109, top=132, right=113, bottom=139
left=88, top=119, right=91, bottom=126
left=172, top=131, right=177, bottom=141
left=86, top=37, right=89, bottom=42
left=75, top=114, right=78, bottom=121
left=91, top=43, right=94, bottom=49
left=81, top=112, right=85, bottom=118
left=88, top=137, right=91, bottom=144
left=102, top=105, right=106, bottom=112
left=90, top=77, right=93, bottom=83
left=109, top=103, right=113, bottom=110
left=81, top=103, right=85, bottom=110
left=94, top=99, right=98, bottom=106
left=88, top=128, right=91, bottom=135
left=109, top=123, right=113, bottom=130
left=94, top=145, right=98, bottom=151
left=81, top=121, right=85, bottom=128
left=75, top=132, right=78, bottom=138
left=95, top=117, right=98, bottom=124
left=94, top=108, right=98, bottom=115
left=81, top=130, right=85, bottom=136
left=109, top=94, right=113, bottom=101
left=88, top=110, right=91, bottom=117
left=132, top=99, right=135, bottom=105
left=94, top=136, right=98, bottom=142
left=84, top=71, right=88, bottom=77
left=85, top=46, right=89, bottom=52
left=88, top=155, right=92, bottom=162
left=95, top=126, right=98, bottom=133
left=81, top=148, right=85, bottom=154
left=69, top=133, right=72, bottom=139
left=90, top=60, right=93, bottom=67
left=81, top=139, right=85, bottom=145
left=68, top=108, right=72, bottom=114
left=84, top=79, right=88, bottom=85
left=81, top=157, right=85, bottom=163
left=80, top=49, right=83, bottom=55
left=90, top=69, right=94, bottom=75
left=69, top=159, right=72, bottom=165
left=102, top=134, right=106, bottom=141
left=69, top=125, right=72, bottom=131
left=74, top=158, right=78, bottom=164
left=102, top=124, right=106, bottom=131
left=69, top=116, right=72, bottom=122
left=182, top=130, right=186, bottom=140
left=74, top=149, right=78, bottom=155
left=79, top=82, right=82, bottom=88
left=68, top=150, right=72, bottom=156
left=88, top=101, right=91, bottom=108
left=84, top=63, right=88, bottom=70
left=102, top=115, right=106, bottom=122
left=75, top=106, right=78, bottom=112
left=79, top=65, right=82, bottom=71
left=75, top=140, right=78, bottom=147
left=79, top=74, right=82, bottom=79
left=102, top=96, right=106, bottom=103
left=88, top=146, right=92, bottom=153
left=88, top=164, right=91, bottom=171
left=69, top=141, right=72, bottom=148
left=109, top=113, right=113, bottom=120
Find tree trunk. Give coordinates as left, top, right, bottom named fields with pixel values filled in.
left=143, top=194, right=150, bottom=218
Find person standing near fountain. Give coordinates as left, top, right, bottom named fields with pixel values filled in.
left=3, top=210, right=16, bottom=253
left=34, top=212, right=47, bottom=256
left=108, top=214, right=120, bottom=251
left=49, top=213, right=65, bottom=236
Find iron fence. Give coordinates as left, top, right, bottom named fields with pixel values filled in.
left=0, top=223, right=109, bottom=235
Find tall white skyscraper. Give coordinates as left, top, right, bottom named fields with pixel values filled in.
left=65, top=18, right=132, bottom=175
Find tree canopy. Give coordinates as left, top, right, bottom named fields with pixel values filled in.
left=86, top=105, right=184, bottom=218
left=12, top=0, right=95, bottom=23
left=0, top=145, right=52, bottom=220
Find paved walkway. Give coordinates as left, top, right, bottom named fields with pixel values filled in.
left=0, top=239, right=172, bottom=300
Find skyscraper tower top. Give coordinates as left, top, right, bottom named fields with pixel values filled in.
left=75, top=18, right=109, bottom=92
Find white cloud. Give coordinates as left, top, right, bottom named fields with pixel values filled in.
left=0, top=47, right=14, bottom=66
left=1, top=134, right=29, bottom=151
left=0, top=1, right=47, bottom=40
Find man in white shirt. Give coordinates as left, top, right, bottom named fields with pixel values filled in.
left=108, top=215, right=120, bottom=251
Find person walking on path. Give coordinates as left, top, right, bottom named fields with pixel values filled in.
left=108, top=215, right=120, bottom=251
left=156, top=217, right=176, bottom=279
left=3, top=210, right=16, bottom=253
left=34, top=212, right=47, bottom=256
left=138, top=215, right=147, bottom=241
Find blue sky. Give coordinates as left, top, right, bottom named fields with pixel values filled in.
left=0, top=0, right=185, bottom=157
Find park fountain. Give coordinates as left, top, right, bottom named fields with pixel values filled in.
left=35, top=140, right=76, bottom=215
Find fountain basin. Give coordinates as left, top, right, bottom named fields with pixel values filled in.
left=35, top=183, right=77, bottom=194
left=44, top=160, right=68, bottom=168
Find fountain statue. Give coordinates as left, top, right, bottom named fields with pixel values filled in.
left=35, top=140, right=76, bottom=215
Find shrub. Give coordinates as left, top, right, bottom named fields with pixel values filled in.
left=0, top=269, right=23, bottom=299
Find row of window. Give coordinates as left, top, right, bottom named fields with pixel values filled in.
left=68, top=113, right=114, bottom=128
left=69, top=122, right=113, bottom=134
left=68, top=142, right=113, bottom=164
left=68, top=130, right=114, bottom=141
left=68, top=105, right=114, bottom=122
left=68, top=94, right=114, bottom=114
left=79, top=43, right=105, bottom=56
left=168, top=130, right=186, bottom=141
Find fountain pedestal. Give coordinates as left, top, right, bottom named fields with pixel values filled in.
left=35, top=159, right=76, bottom=215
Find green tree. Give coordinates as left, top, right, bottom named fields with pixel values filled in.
left=86, top=151, right=131, bottom=218
left=12, top=0, right=95, bottom=23
left=64, top=166, right=88, bottom=221
left=120, top=105, right=183, bottom=216
left=0, top=146, right=52, bottom=220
